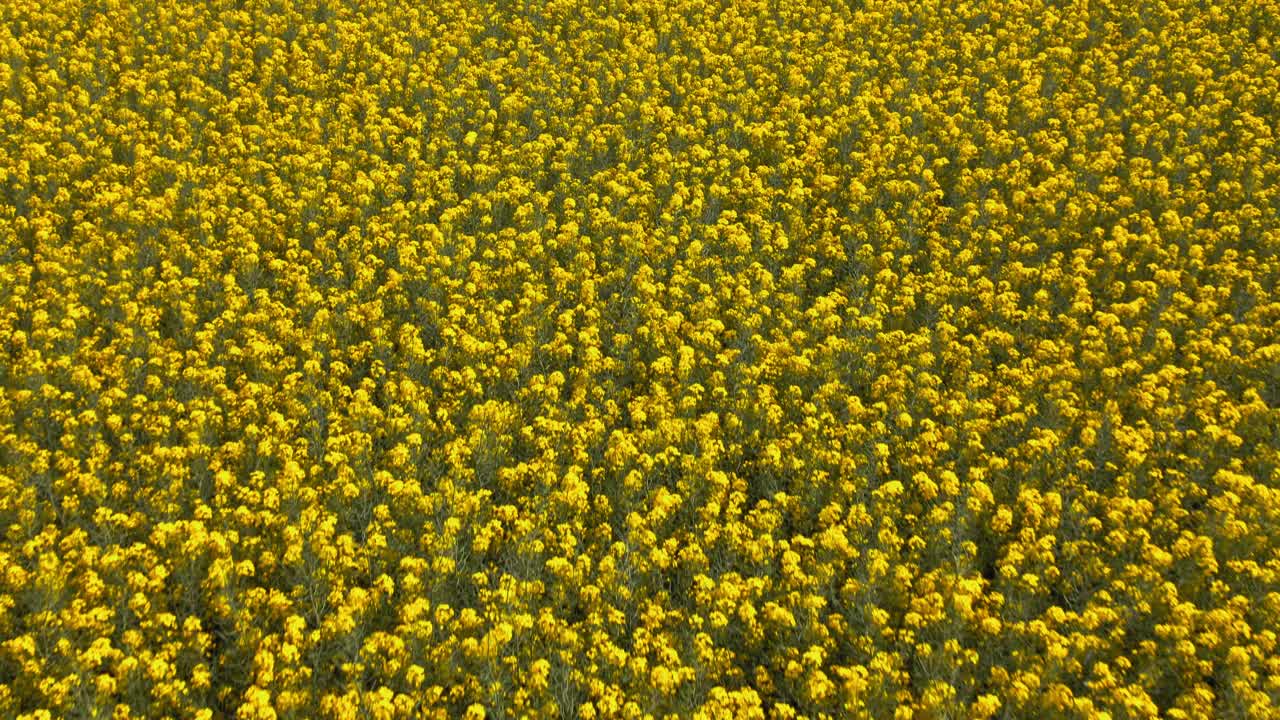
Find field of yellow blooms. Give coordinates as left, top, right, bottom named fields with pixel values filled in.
left=2, top=0, right=1279, bottom=718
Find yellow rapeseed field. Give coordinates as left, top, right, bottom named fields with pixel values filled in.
left=2, top=0, right=1278, bottom=718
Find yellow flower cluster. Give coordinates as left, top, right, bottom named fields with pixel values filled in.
left=2, top=0, right=1279, bottom=718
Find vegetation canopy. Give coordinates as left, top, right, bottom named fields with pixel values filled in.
left=1, top=0, right=1278, bottom=718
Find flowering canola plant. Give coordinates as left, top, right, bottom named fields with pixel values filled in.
left=2, top=0, right=1279, bottom=718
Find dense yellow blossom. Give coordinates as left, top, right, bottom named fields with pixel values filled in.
left=2, top=0, right=1279, bottom=718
